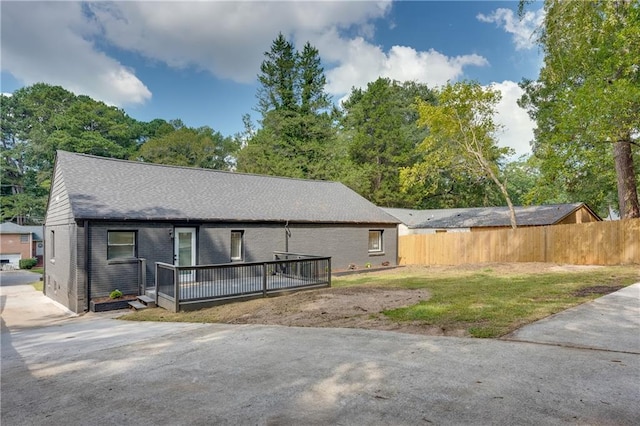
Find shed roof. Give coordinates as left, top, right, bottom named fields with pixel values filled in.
left=382, top=203, right=599, bottom=229
left=0, top=222, right=44, bottom=240
left=53, top=151, right=399, bottom=224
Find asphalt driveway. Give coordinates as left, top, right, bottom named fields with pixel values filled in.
left=1, top=271, right=639, bottom=425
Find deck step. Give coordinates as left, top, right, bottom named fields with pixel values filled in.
left=128, top=300, right=148, bottom=311
left=137, top=295, right=156, bottom=308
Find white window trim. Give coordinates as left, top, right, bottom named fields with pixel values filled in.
left=107, top=231, right=136, bottom=260
left=230, top=231, right=244, bottom=261
left=368, top=230, right=383, bottom=254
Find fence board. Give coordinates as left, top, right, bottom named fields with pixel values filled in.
left=398, top=219, right=640, bottom=266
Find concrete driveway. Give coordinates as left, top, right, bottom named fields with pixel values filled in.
left=2, top=271, right=639, bottom=425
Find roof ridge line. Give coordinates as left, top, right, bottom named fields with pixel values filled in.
left=56, top=150, right=342, bottom=185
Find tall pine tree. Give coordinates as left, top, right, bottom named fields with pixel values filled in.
left=237, top=34, right=340, bottom=180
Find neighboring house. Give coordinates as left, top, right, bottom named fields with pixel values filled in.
left=383, top=203, right=601, bottom=235
left=44, top=151, right=399, bottom=313
left=0, top=222, right=44, bottom=268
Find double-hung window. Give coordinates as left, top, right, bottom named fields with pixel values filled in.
left=107, top=231, right=136, bottom=259
left=231, top=231, right=243, bottom=261
left=368, top=230, right=383, bottom=253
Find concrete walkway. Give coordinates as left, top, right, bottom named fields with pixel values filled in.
left=506, top=283, right=640, bottom=354
left=2, top=272, right=639, bottom=425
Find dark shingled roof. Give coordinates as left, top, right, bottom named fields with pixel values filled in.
left=382, top=203, right=599, bottom=229
left=55, top=151, right=399, bottom=224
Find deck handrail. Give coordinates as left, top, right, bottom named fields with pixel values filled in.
left=155, top=253, right=331, bottom=312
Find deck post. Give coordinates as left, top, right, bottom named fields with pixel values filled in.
left=174, top=267, right=180, bottom=313
left=327, top=258, right=332, bottom=287
left=138, top=258, right=146, bottom=296
left=154, top=262, right=159, bottom=305
left=262, top=263, right=267, bottom=297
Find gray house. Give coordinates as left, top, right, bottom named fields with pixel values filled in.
left=44, top=151, right=399, bottom=312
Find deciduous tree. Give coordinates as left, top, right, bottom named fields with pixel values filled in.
left=0, top=84, right=145, bottom=223
left=138, top=125, right=239, bottom=170
left=519, top=0, right=640, bottom=218
left=402, top=81, right=518, bottom=228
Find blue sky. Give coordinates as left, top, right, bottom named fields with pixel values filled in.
left=1, top=1, right=544, bottom=157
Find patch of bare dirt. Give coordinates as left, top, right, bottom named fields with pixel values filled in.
left=170, top=263, right=631, bottom=337
left=205, top=286, right=442, bottom=335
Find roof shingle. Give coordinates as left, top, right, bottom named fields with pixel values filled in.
left=55, top=151, right=399, bottom=224
left=382, top=204, right=598, bottom=229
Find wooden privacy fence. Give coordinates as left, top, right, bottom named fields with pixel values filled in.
left=398, top=218, right=640, bottom=266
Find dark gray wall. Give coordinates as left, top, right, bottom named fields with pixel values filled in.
left=198, top=222, right=397, bottom=269
left=88, top=223, right=174, bottom=298
left=87, top=221, right=398, bottom=299
left=287, top=223, right=398, bottom=269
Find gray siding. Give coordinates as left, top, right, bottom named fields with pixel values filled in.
left=45, top=166, right=75, bottom=226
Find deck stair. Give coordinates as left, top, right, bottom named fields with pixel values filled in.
left=128, top=294, right=157, bottom=311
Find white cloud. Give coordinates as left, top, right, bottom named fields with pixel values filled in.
left=313, top=29, right=488, bottom=100
left=477, top=8, right=544, bottom=50
left=490, top=81, right=535, bottom=157
left=2, top=0, right=489, bottom=113
left=88, top=1, right=393, bottom=84
left=1, top=1, right=151, bottom=106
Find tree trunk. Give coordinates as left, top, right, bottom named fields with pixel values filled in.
left=613, top=139, right=640, bottom=219
left=479, top=158, right=518, bottom=229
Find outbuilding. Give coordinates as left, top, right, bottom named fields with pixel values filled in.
left=383, top=203, right=601, bottom=235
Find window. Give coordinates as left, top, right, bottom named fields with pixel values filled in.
left=50, top=231, right=55, bottom=259
left=20, top=234, right=29, bottom=243
left=107, top=231, right=136, bottom=259
left=230, top=231, right=243, bottom=261
left=368, top=230, right=383, bottom=253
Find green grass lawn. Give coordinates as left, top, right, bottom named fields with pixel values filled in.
left=334, top=265, right=639, bottom=337
left=123, top=264, right=639, bottom=338
left=32, top=280, right=44, bottom=292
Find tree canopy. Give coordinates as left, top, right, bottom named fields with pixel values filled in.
left=1, top=84, right=145, bottom=223
left=402, top=81, right=517, bottom=227
left=237, top=34, right=340, bottom=180
left=339, top=78, right=435, bottom=207
left=519, top=0, right=640, bottom=218
left=0, top=84, right=237, bottom=224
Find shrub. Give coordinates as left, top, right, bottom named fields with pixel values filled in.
left=109, top=289, right=123, bottom=299
left=19, top=258, right=37, bottom=269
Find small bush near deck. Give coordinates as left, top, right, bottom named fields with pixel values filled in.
left=109, top=289, right=123, bottom=299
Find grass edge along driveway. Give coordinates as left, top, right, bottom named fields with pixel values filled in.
left=124, top=264, right=639, bottom=338
left=338, top=265, right=639, bottom=337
